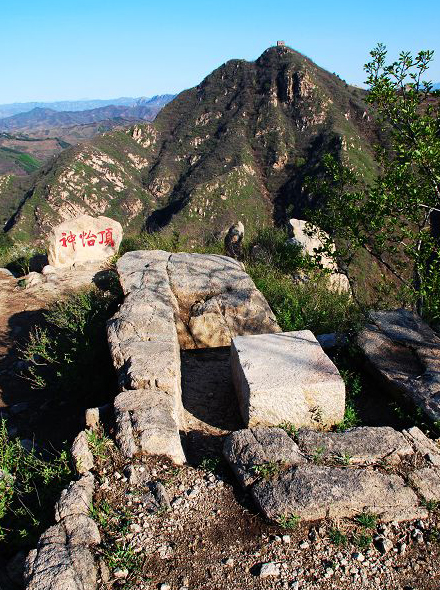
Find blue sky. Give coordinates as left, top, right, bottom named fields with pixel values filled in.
left=1, top=0, right=439, bottom=103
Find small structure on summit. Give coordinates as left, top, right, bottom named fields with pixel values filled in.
left=277, top=40, right=285, bottom=47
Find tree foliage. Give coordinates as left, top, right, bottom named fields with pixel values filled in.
left=307, top=44, right=440, bottom=320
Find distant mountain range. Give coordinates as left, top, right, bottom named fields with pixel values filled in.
left=0, top=96, right=175, bottom=176
left=0, top=102, right=172, bottom=133
left=0, top=95, right=175, bottom=119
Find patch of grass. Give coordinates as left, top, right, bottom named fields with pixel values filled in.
left=355, top=512, right=377, bottom=529
left=248, top=263, right=361, bottom=335
left=335, top=365, right=363, bottom=431
left=277, top=514, right=301, bottom=529
left=86, top=428, right=113, bottom=462
left=328, top=527, right=348, bottom=546
left=277, top=422, right=298, bottom=438
left=0, top=242, right=44, bottom=276
left=427, top=527, right=440, bottom=543
left=422, top=499, right=440, bottom=512
left=0, top=419, right=71, bottom=555
left=20, top=284, right=121, bottom=398
left=336, top=452, right=352, bottom=466
left=91, top=498, right=143, bottom=579
left=253, top=461, right=284, bottom=481
left=312, top=446, right=326, bottom=465
left=199, top=456, right=221, bottom=474
left=352, top=532, right=373, bottom=549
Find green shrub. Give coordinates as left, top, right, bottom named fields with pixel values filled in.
left=0, top=242, right=44, bottom=276
left=248, top=262, right=361, bottom=335
left=0, top=419, right=71, bottom=553
left=21, top=284, right=120, bottom=397
left=244, top=227, right=305, bottom=274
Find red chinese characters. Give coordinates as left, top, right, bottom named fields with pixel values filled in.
left=59, top=231, right=77, bottom=249
left=59, top=227, right=114, bottom=248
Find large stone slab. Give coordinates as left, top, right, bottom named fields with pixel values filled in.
left=358, top=309, right=440, bottom=422
left=231, top=331, right=345, bottom=428
left=223, top=427, right=306, bottom=488
left=25, top=473, right=99, bottom=590
left=408, top=467, right=440, bottom=502
left=403, top=426, right=440, bottom=467
left=48, top=214, right=122, bottom=268
left=296, top=426, right=413, bottom=465
left=107, top=250, right=281, bottom=464
left=252, top=464, right=427, bottom=522
left=114, top=388, right=185, bottom=465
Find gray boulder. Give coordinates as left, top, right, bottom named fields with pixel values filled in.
left=223, top=427, right=306, bottom=487
left=252, top=464, right=427, bottom=522
left=71, top=431, right=94, bottom=475
left=358, top=309, right=440, bottom=422
left=24, top=473, right=98, bottom=590
left=296, top=426, right=413, bottom=465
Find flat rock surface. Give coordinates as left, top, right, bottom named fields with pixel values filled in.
left=223, top=427, right=306, bottom=487
left=358, top=309, right=440, bottom=422
left=252, top=464, right=427, bottom=522
left=231, top=330, right=345, bottom=428
left=296, top=426, right=413, bottom=464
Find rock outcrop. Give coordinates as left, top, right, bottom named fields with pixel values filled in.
left=358, top=309, right=440, bottom=422
left=224, top=425, right=440, bottom=523
left=231, top=330, right=345, bottom=428
left=288, top=218, right=350, bottom=292
left=107, top=250, right=280, bottom=464
left=24, top=474, right=99, bottom=590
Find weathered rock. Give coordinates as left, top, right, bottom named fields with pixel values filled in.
left=224, top=221, right=244, bottom=259
left=223, top=427, right=306, bottom=487
left=0, top=267, right=13, bottom=276
left=252, top=464, right=427, bottom=522
left=24, top=542, right=97, bottom=590
left=24, top=272, right=44, bottom=287
left=71, top=431, right=94, bottom=474
left=24, top=473, right=98, bottom=590
left=408, top=467, right=440, bottom=502
left=141, top=481, right=171, bottom=512
left=47, top=214, right=122, bottom=268
left=54, top=473, right=95, bottom=521
left=231, top=330, right=345, bottom=428
left=403, top=426, right=440, bottom=467
left=296, top=426, right=413, bottom=465
left=358, top=309, right=440, bottom=422
left=114, top=389, right=185, bottom=465
left=107, top=250, right=280, bottom=464
left=288, top=218, right=350, bottom=292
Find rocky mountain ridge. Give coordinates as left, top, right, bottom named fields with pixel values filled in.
left=2, top=45, right=379, bottom=243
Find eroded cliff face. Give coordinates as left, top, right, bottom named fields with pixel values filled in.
left=4, top=45, right=377, bottom=244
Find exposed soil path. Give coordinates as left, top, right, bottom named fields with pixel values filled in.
left=180, top=346, right=244, bottom=464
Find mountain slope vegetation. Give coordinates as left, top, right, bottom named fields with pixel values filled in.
left=2, top=46, right=379, bottom=243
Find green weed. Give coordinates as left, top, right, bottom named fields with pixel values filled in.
left=352, top=532, right=373, bottom=549
left=20, top=285, right=120, bottom=397
left=277, top=514, right=301, bottom=529
left=355, top=512, right=377, bottom=529
left=328, top=527, right=348, bottom=546
left=252, top=461, right=284, bottom=481
left=199, top=456, right=221, bottom=473
left=277, top=422, right=298, bottom=438
left=312, top=446, right=326, bottom=465
left=0, top=419, right=71, bottom=554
